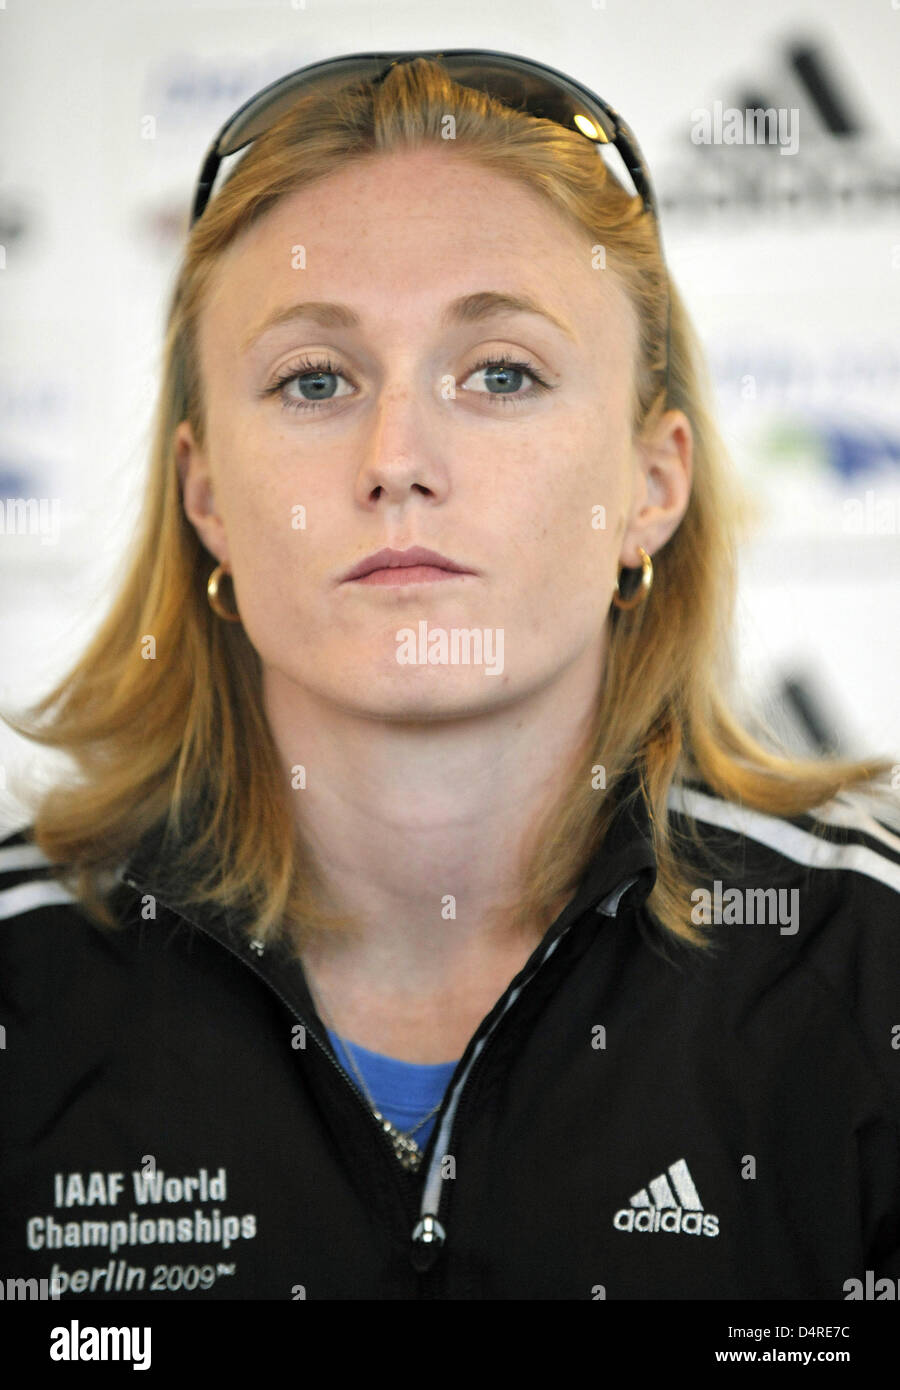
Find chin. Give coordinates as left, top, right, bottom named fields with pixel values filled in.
left=333, top=676, right=514, bottom=722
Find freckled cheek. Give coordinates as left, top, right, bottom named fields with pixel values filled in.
left=523, top=454, right=617, bottom=588
left=216, top=461, right=303, bottom=585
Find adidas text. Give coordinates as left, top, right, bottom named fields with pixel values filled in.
left=613, top=1206, right=720, bottom=1237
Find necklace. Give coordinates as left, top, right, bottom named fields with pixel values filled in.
left=302, top=964, right=445, bottom=1173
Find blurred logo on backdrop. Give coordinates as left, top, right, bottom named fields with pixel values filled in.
left=649, top=34, right=900, bottom=529
left=659, top=36, right=900, bottom=216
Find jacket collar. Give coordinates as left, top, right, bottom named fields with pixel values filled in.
left=565, top=763, right=657, bottom=922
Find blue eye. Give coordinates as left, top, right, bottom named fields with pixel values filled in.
left=263, top=353, right=552, bottom=414
left=462, top=356, right=548, bottom=402
left=264, top=357, right=352, bottom=412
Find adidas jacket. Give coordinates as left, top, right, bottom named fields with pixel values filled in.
left=1, top=775, right=899, bottom=1301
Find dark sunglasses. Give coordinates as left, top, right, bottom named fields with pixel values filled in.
left=189, top=48, right=670, bottom=399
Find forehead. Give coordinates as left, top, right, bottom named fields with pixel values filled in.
left=200, top=148, right=637, bottom=353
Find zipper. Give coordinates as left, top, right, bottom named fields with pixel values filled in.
left=408, top=930, right=570, bottom=1276
left=120, top=867, right=642, bottom=1285
left=408, top=875, right=642, bottom=1278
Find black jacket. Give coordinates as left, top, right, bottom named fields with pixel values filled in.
left=1, top=776, right=899, bottom=1300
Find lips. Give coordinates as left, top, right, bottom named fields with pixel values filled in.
left=341, top=546, right=474, bottom=582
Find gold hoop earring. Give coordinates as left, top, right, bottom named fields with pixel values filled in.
left=611, top=547, right=653, bottom=611
left=207, top=564, right=241, bottom=622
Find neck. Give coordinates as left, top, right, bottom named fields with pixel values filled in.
left=263, top=641, right=604, bottom=992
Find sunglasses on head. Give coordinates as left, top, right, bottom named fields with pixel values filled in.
left=189, top=48, right=670, bottom=399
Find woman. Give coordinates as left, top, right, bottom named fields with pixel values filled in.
left=1, top=50, right=898, bottom=1302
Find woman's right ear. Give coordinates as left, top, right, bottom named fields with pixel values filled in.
left=174, top=421, right=229, bottom=566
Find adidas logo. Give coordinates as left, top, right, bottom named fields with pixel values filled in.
left=613, top=1158, right=720, bottom=1238
left=659, top=36, right=900, bottom=219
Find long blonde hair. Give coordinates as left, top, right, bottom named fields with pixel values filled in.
left=3, top=57, right=892, bottom=950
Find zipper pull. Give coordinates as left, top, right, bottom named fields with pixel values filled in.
left=410, top=1214, right=446, bottom=1272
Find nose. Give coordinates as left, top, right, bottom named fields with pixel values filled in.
left=353, top=375, right=449, bottom=508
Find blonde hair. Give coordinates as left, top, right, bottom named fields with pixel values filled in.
left=3, top=57, right=893, bottom=951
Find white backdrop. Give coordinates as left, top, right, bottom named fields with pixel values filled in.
left=1, top=0, right=898, bottom=827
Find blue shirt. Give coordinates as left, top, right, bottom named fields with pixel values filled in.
left=326, top=1028, right=459, bottom=1152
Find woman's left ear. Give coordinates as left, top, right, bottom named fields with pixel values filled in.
left=619, top=409, right=693, bottom=568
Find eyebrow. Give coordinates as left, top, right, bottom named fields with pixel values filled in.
left=241, top=290, right=576, bottom=353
